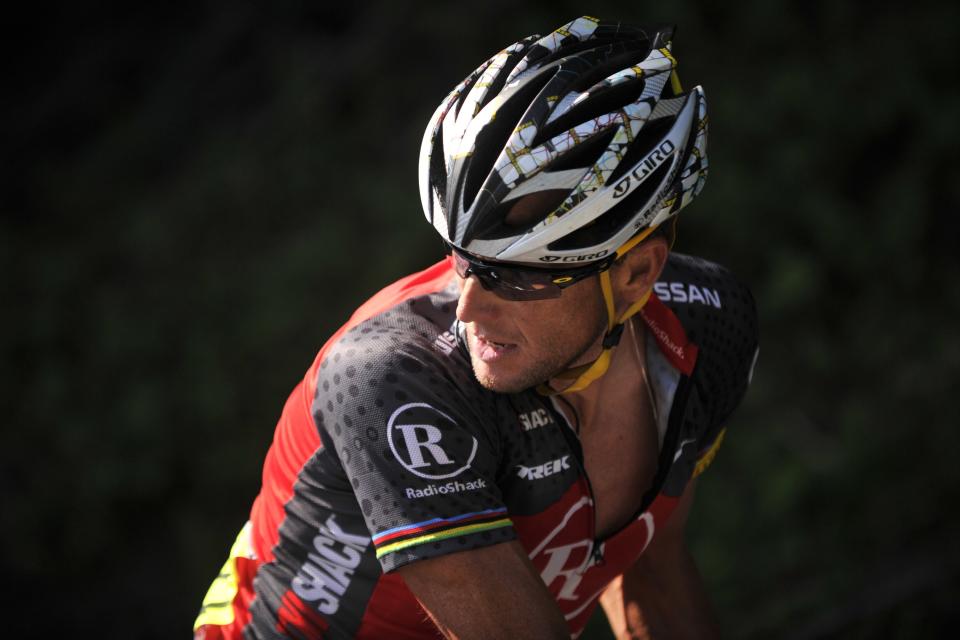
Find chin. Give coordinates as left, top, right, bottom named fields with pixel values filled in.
left=470, top=356, right=546, bottom=394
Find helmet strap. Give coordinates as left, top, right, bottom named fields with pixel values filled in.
left=670, top=68, right=684, bottom=95
left=537, top=270, right=653, bottom=396
left=535, top=222, right=662, bottom=396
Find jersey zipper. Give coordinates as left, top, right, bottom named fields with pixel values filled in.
left=574, top=449, right=604, bottom=566
left=548, top=397, right=605, bottom=567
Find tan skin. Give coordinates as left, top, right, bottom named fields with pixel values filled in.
left=397, top=238, right=720, bottom=639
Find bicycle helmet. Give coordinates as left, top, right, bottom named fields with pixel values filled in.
left=418, top=15, right=708, bottom=266
left=419, top=16, right=709, bottom=393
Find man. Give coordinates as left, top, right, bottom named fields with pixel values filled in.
left=195, top=16, right=758, bottom=639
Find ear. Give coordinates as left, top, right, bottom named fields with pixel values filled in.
left=609, top=237, right=669, bottom=316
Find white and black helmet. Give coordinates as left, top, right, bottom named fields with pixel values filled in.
left=418, top=16, right=708, bottom=266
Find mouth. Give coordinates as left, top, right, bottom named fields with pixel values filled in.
left=472, top=332, right=518, bottom=363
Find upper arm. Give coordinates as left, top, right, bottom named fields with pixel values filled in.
left=397, top=540, right=569, bottom=640
left=602, top=479, right=699, bottom=613
left=313, top=326, right=568, bottom=637
left=314, top=331, right=518, bottom=571
left=644, top=477, right=697, bottom=558
left=599, top=480, right=716, bottom=640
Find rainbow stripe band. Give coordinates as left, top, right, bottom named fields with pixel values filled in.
left=372, top=508, right=513, bottom=559
left=372, top=507, right=508, bottom=547
left=375, top=518, right=513, bottom=558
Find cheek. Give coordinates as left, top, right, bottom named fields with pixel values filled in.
left=522, top=294, right=605, bottom=348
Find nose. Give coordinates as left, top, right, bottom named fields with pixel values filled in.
left=455, top=273, right=501, bottom=324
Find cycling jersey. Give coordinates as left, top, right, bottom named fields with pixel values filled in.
left=195, top=253, right=759, bottom=639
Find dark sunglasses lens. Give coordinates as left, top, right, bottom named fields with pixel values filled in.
left=450, top=250, right=562, bottom=300
left=492, top=271, right=562, bottom=300
left=491, top=284, right=561, bottom=301
left=450, top=252, right=470, bottom=278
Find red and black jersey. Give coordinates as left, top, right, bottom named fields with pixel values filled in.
left=195, top=253, right=758, bottom=639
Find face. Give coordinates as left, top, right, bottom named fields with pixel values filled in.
left=455, top=270, right=608, bottom=393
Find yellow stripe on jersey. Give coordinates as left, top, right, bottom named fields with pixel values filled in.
left=693, top=428, right=726, bottom=478
left=193, top=521, right=254, bottom=630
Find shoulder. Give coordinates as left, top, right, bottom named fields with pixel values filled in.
left=315, top=285, right=484, bottom=420
left=655, top=252, right=759, bottom=424
left=647, top=253, right=759, bottom=490
left=655, top=253, right=757, bottom=331
left=311, top=284, right=505, bottom=474
left=309, top=292, right=515, bottom=572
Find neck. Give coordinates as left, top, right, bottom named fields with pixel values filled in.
left=550, top=318, right=647, bottom=421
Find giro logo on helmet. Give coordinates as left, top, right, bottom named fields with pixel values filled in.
left=612, top=139, right=677, bottom=199
left=538, top=250, right=609, bottom=263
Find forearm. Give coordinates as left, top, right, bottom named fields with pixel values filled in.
left=400, top=541, right=570, bottom=640
left=600, top=545, right=720, bottom=640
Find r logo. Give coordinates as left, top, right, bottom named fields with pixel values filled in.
left=528, top=499, right=656, bottom=605
left=387, top=402, right=477, bottom=480
left=528, top=498, right=594, bottom=601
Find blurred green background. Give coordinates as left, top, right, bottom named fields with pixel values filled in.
left=3, top=1, right=959, bottom=637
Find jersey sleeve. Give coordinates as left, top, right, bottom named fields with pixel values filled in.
left=686, top=259, right=759, bottom=466
left=310, top=317, right=515, bottom=573
left=654, top=254, right=760, bottom=487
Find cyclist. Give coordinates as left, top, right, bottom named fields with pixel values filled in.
left=195, top=16, right=758, bottom=639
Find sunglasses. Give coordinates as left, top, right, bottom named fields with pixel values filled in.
left=446, top=244, right=615, bottom=301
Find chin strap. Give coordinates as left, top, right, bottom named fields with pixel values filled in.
left=537, top=223, right=663, bottom=396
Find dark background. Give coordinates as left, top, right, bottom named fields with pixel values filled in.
left=4, top=1, right=959, bottom=637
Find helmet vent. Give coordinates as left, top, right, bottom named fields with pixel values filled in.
left=566, top=42, right=651, bottom=94
left=429, top=127, right=448, bottom=218
left=469, top=188, right=571, bottom=241
left=455, top=60, right=492, bottom=119
left=546, top=126, right=618, bottom=171
left=461, top=68, right=556, bottom=212
left=534, top=75, right=647, bottom=147
left=605, top=117, right=673, bottom=184
left=476, top=51, right=529, bottom=114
